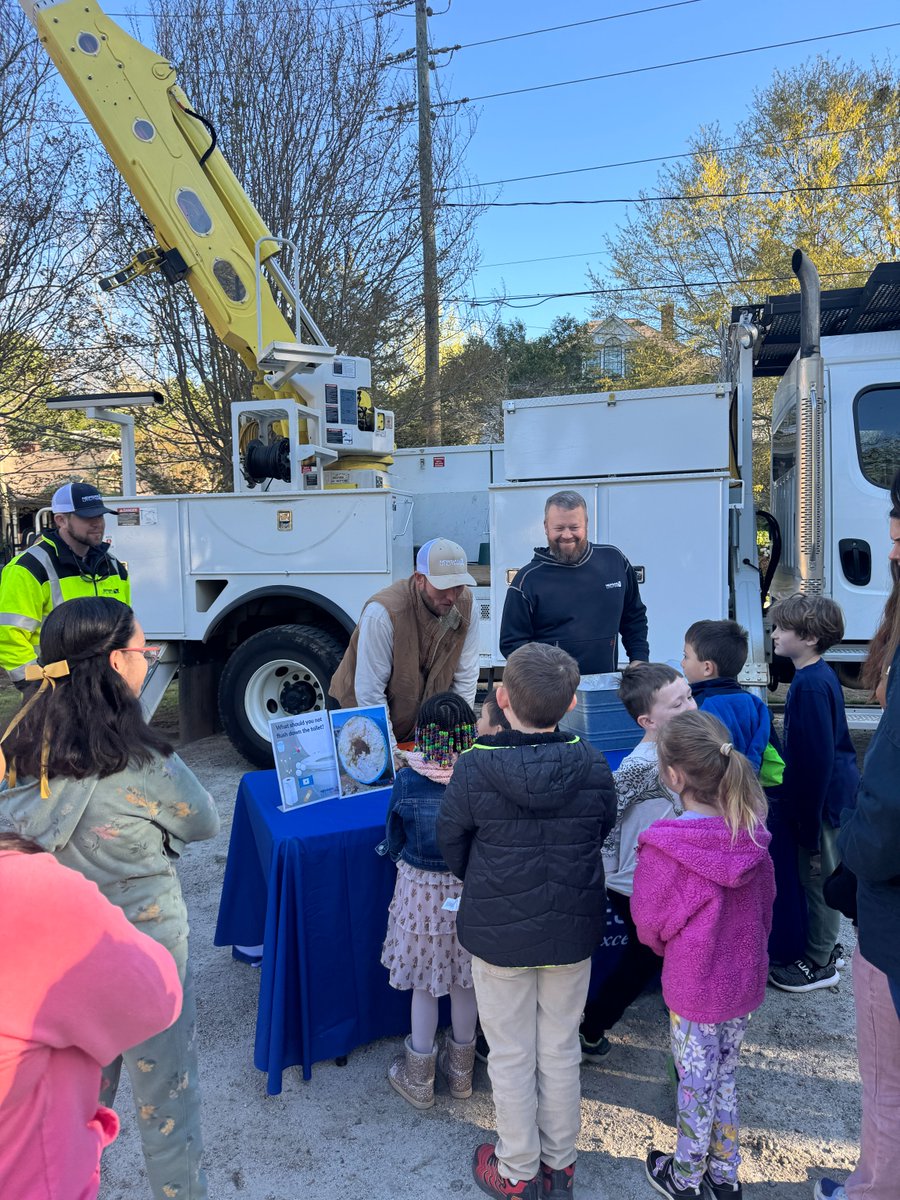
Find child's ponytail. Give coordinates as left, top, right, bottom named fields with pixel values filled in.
left=657, top=710, right=767, bottom=841
left=720, top=742, right=768, bottom=842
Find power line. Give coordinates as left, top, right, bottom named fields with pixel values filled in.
left=454, top=268, right=875, bottom=309
left=107, top=2, right=380, bottom=15
left=431, top=22, right=900, bottom=109
left=442, top=120, right=900, bottom=192
left=452, top=0, right=701, bottom=50
left=479, top=250, right=610, bottom=269
left=363, top=176, right=900, bottom=213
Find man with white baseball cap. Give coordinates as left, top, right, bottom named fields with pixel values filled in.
left=0, top=482, right=130, bottom=689
left=330, top=538, right=478, bottom=745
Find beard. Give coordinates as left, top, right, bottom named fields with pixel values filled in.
left=547, top=536, right=589, bottom=564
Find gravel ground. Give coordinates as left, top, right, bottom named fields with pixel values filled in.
left=99, top=731, right=866, bottom=1200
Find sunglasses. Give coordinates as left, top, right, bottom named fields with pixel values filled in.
left=118, top=646, right=161, bottom=666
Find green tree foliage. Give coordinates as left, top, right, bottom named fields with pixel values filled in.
left=592, top=56, right=900, bottom=348
left=497, top=316, right=598, bottom=399
left=394, top=315, right=597, bottom=447
left=590, top=55, right=900, bottom=498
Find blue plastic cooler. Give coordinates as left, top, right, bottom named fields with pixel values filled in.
left=559, top=672, right=643, bottom=767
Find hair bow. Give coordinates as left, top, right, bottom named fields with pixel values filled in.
left=2, top=659, right=70, bottom=798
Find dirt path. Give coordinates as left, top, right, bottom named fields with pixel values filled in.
left=101, top=733, right=861, bottom=1200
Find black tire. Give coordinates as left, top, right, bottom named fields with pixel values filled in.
left=218, top=623, right=348, bottom=768
left=834, top=662, right=863, bottom=691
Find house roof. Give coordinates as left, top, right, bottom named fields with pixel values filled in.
left=587, top=316, right=661, bottom=343
left=1, top=444, right=120, bottom=504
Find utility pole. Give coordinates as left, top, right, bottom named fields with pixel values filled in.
left=415, top=0, right=442, bottom=444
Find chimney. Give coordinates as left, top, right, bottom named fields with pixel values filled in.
left=660, top=302, right=675, bottom=342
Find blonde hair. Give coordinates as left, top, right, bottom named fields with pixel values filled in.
left=656, top=710, right=767, bottom=842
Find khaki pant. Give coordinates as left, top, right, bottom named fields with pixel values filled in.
left=472, top=956, right=592, bottom=1183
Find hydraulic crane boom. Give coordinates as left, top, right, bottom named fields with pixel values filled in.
left=20, top=0, right=394, bottom=484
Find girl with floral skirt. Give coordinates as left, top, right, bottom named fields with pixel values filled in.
left=380, top=691, right=477, bottom=1108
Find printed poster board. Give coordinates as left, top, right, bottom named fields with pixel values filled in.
left=269, top=704, right=394, bottom=811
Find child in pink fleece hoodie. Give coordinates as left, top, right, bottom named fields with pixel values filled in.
left=0, top=833, right=182, bottom=1200
left=632, top=710, right=775, bottom=1200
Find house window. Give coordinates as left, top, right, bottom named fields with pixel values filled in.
left=601, top=337, right=624, bottom=378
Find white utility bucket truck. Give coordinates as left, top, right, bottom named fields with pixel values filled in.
left=20, top=0, right=900, bottom=764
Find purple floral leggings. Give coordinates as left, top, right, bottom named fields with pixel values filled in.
left=670, top=1011, right=750, bottom=1189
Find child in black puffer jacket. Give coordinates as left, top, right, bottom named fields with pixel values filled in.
left=439, top=643, right=616, bottom=1200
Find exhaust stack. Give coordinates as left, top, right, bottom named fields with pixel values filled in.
left=792, top=249, right=825, bottom=595
left=793, top=248, right=821, bottom=358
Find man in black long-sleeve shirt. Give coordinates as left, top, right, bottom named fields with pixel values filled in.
left=499, top=490, right=649, bottom=674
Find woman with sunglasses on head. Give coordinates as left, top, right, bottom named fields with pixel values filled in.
left=0, top=596, right=219, bottom=1200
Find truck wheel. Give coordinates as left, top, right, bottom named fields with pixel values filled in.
left=834, top=662, right=863, bottom=690
left=218, top=624, right=347, bottom=768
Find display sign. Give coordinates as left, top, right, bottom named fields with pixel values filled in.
left=269, top=703, right=394, bottom=811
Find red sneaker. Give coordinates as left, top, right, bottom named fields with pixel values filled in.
left=473, top=1144, right=541, bottom=1199
left=541, top=1161, right=575, bottom=1196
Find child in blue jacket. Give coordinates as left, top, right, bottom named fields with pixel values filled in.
left=681, top=619, right=775, bottom=776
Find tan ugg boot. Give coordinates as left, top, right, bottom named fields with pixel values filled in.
left=388, top=1036, right=436, bottom=1109
left=438, top=1032, right=476, bottom=1099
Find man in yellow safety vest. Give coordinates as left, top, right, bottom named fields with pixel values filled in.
left=0, top=483, right=130, bottom=689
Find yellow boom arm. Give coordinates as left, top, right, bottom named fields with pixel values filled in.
left=21, top=0, right=331, bottom=385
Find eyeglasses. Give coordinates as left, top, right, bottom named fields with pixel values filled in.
left=119, top=646, right=161, bottom=666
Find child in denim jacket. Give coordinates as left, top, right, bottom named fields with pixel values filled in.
left=381, top=691, right=477, bottom=1109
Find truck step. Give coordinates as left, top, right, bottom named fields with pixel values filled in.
left=139, top=642, right=179, bottom=720
left=844, top=706, right=882, bottom=731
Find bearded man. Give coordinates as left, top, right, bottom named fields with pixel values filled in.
left=499, top=490, right=648, bottom=675
left=329, top=538, right=478, bottom=745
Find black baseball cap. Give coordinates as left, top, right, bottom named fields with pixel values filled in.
left=51, top=482, right=117, bottom=518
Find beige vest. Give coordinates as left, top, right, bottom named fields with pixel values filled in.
left=329, top=577, right=473, bottom=743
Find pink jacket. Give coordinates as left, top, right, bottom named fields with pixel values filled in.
left=0, top=850, right=182, bottom=1200
left=631, top=816, right=776, bottom=1022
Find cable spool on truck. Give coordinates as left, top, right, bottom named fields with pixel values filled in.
left=20, top=0, right=900, bottom=765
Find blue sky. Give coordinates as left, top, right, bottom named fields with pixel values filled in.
left=52, top=0, right=900, bottom=339
left=413, top=0, right=900, bottom=335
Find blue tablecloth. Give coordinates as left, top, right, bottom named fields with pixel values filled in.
left=214, top=774, right=408, bottom=1093
left=215, top=750, right=632, bottom=1095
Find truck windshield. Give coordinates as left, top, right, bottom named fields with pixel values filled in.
left=854, top=385, right=900, bottom=489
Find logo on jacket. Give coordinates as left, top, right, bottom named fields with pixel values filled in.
left=605, top=580, right=622, bottom=589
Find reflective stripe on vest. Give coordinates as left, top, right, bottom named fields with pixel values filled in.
left=0, top=612, right=40, bottom=631
left=25, top=546, right=64, bottom=607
